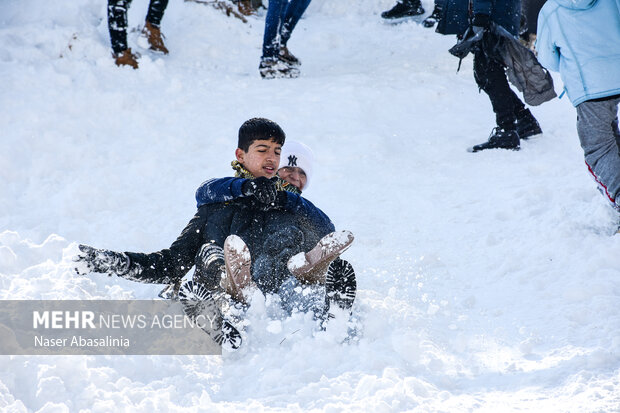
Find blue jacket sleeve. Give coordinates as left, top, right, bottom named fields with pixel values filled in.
left=195, top=177, right=247, bottom=208
left=535, top=10, right=561, bottom=72
left=282, top=192, right=335, bottom=235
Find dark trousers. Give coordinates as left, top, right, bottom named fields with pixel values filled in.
left=107, top=0, right=169, bottom=54
left=473, top=46, right=526, bottom=130
left=263, top=0, right=312, bottom=59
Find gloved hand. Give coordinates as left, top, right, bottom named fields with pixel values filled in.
left=73, top=244, right=130, bottom=276
left=272, top=191, right=288, bottom=208
left=241, top=177, right=278, bottom=205
left=471, top=13, right=490, bottom=34
left=450, top=13, right=490, bottom=59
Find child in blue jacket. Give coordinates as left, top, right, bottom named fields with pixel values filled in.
left=537, top=0, right=620, bottom=211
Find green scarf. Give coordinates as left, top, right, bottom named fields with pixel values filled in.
left=231, top=160, right=301, bottom=195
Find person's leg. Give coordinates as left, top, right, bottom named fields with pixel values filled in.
left=253, top=227, right=304, bottom=292
left=280, top=0, right=312, bottom=47
left=515, top=107, right=542, bottom=139
left=277, top=276, right=324, bottom=317
left=469, top=48, right=521, bottom=151
left=108, top=0, right=133, bottom=55
left=145, top=0, right=169, bottom=26
left=577, top=97, right=620, bottom=208
left=143, top=0, right=169, bottom=53
left=260, top=0, right=300, bottom=77
left=223, top=235, right=255, bottom=303
left=613, top=107, right=620, bottom=150
left=194, top=242, right=226, bottom=290
left=108, top=0, right=139, bottom=68
left=262, top=0, right=287, bottom=59
left=473, top=49, right=523, bottom=131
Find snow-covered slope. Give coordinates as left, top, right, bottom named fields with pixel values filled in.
left=1, top=0, right=619, bottom=411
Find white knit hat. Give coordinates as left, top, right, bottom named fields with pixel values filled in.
left=280, top=140, right=314, bottom=190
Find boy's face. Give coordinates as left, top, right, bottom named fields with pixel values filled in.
left=278, top=166, right=307, bottom=191
left=235, top=139, right=282, bottom=178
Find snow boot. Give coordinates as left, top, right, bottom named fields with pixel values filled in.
left=381, top=0, right=425, bottom=23
left=516, top=109, right=542, bottom=140
left=259, top=57, right=300, bottom=79
left=325, top=257, right=357, bottom=312
left=469, top=127, right=520, bottom=152
left=223, top=235, right=254, bottom=303
left=195, top=242, right=227, bottom=289
left=179, top=280, right=242, bottom=350
left=287, top=230, right=354, bottom=283
left=422, top=5, right=442, bottom=28
left=141, top=21, right=169, bottom=54
left=279, top=46, right=301, bottom=66
left=114, top=48, right=139, bottom=69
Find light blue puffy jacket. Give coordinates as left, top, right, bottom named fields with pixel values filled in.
left=536, top=0, right=620, bottom=106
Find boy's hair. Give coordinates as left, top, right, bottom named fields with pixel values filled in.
left=238, top=118, right=286, bottom=152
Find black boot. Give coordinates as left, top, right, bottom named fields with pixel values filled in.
left=422, top=4, right=442, bottom=28
left=469, top=127, right=520, bottom=152
left=325, top=258, right=357, bottom=312
left=158, top=243, right=223, bottom=300
left=381, top=0, right=425, bottom=22
left=515, top=109, right=542, bottom=140
left=179, top=280, right=243, bottom=350
left=194, top=242, right=226, bottom=289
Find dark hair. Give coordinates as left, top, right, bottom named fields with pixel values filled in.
left=238, top=118, right=286, bottom=152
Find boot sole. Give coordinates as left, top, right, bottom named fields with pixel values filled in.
left=381, top=15, right=424, bottom=24
left=519, top=132, right=542, bottom=140
left=260, top=69, right=300, bottom=79
left=468, top=146, right=520, bottom=153
left=326, top=259, right=357, bottom=310
left=179, top=280, right=242, bottom=350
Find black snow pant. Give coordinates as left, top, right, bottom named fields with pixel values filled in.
left=107, top=0, right=169, bottom=54
left=473, top=46, right=526, bottom=130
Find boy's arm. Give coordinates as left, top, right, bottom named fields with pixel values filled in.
left=196, top=177, right=246, bottom=208
left=74, top=205, right=210, bottom=283
left=123, top=204, right=210, bottom=284
left=278, top=192, right=336, bottom=235
left=196, top=176, right=279, bottom=207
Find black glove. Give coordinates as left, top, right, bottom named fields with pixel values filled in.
left=449, top=14, right=489, bottom=59
left=241, top=177, right=277, bottom=205
left=73, top=244, right=130, bottom=276
left=273, top=191, right=288, bottom=208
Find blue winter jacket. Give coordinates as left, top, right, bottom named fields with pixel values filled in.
left=536, top=0, right=620, bottom=106
left=195, top=177, right=335, bottom=234
left=437, top=0, right=521, bottom=36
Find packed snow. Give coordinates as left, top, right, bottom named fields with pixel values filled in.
left=1, top=0, right=619, bottom=411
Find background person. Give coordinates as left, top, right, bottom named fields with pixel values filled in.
left=537, top=0, right=620, bottom=215
left=107, top=0, right=170, bottom=69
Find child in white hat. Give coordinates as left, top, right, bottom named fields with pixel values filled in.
left=277, top=140, right=314, bottom=191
